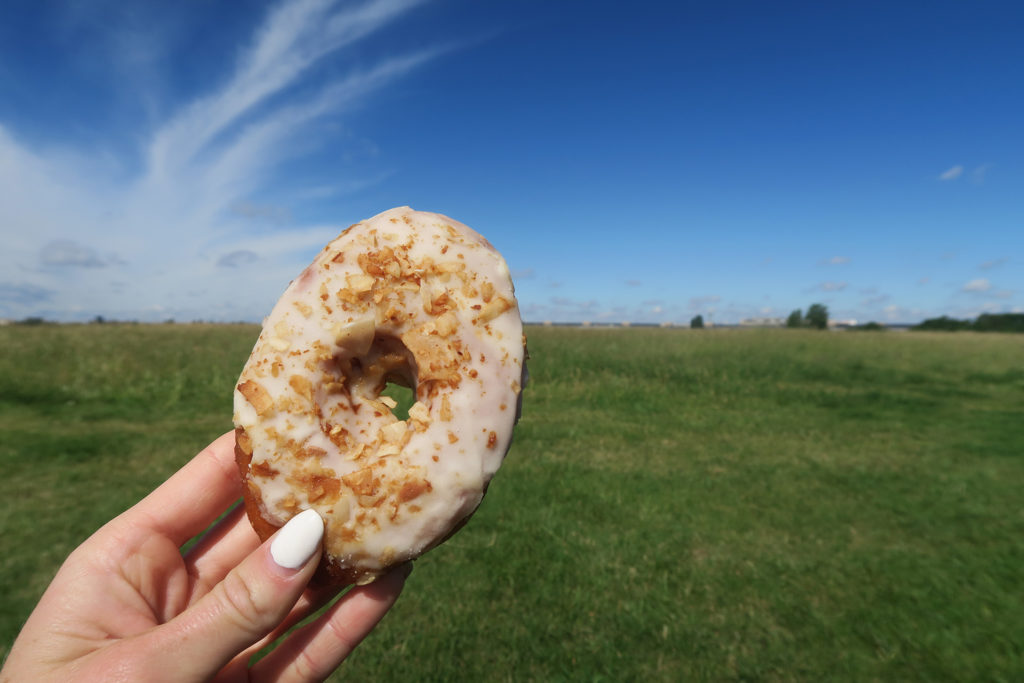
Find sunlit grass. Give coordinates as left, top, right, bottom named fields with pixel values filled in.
left=1, top=324, right=1022, bottom=679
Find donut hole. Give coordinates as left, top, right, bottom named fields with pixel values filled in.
left=339, top=333, right=419, bottom=423
left=367, top=335, right=416, bottom=422
left=381, top=382, right=415, bottom=421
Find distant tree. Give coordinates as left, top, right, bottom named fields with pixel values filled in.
left=850, top=321, right=886, bottom=331
left=973, top=313, right=1024, bottom=333
left=912, top=316, right=972, bottom=332
left=92, top=315, right=105, bottom=324
left=690, top=314, right=704, bottom=329
left=786, top=309, right=804, bottom=328
left=806, top=303, right=829, bottom=330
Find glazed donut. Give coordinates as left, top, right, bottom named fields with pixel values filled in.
left=233, top=206, right=526, bottom=585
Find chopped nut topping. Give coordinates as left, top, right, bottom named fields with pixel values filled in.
left=437, top=261, right=464, bottom=274
left=236, top=429, right=253, bottom=455
left=481, top=281, right=495, bottom=303
left=289, top=374, right=312, bottom=401
left=238, top=380, right=274, bottom=415
left=435, top=311, right=458, bottom=337
left=346, top=273, right=375, bottom=293
left=398, top=479, right=431, bottom=503
left=440, top=394, right=453, bottom=421
left=487, top=431, right=497, bottom=448
left=251, top=460, right=279, bottom=478
left=474, top=296, right=513, bottom=324
left=342, top=467, right=376, bottom=496
left=408, top=401, right=430, bottom=424
left=381, top=420, right=407, bottom=445
left=295, top=445, right=327, bottom=459
left=288, top=470, right=341, bottom=503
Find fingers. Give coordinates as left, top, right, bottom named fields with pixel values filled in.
left=129, top=431, right=244, bottom=546
left=183, top=503, right=261, bottom=602
left=130, top=510, right=325, bottom=681
left=252, top=563, right=411, bottom=682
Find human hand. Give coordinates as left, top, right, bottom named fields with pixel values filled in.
left=0, top=431, right=410, bottom=682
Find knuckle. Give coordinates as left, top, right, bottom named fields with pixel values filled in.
left=324, top=614, right=361, bottom=656
left=290, top=647, right=324, bottom=682
left=215, top=570, right=273, bottom=638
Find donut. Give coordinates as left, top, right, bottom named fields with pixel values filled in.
left=233, top=206, right=526, bottom=585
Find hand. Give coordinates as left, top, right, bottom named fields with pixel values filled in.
left=0, top=431, right=410, bottom=682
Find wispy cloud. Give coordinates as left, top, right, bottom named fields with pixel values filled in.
left=962, top=278, right=991, bottom=293
left=40, top=240, right=115, bottom=269
left=979, top=257, right=1008, bottom=270
left=939, top=165, right=963, bottom=181
left=818, top=281, right=848, bottom=292
left=0, top=282, right=55, bottom=306
left=821, top=256, right=849, bottom=265
left=972, top=163, right=992, bottom=184
left=0, top=0, right=442, bottom=321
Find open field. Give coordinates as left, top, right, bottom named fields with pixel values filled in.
left=1, top=324, right=1022, bottom=680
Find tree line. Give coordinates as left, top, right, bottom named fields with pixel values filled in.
left=912, top=313, right=1024, bottom=333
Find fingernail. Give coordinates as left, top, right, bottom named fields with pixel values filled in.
left=270, top=509, right=324, bottom=570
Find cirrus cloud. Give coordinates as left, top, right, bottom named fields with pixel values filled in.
left=939, top=165, right=964, bottom=181
left=962, top=278, right=991, bottom=293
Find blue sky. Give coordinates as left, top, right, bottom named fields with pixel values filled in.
left=1, top=0, right=1021, bottom=324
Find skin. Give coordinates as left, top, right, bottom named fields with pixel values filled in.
left=0, top=431, right=410, bottom=682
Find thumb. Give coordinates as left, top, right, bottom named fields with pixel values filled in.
left=139, top=509, right=324, bottom=680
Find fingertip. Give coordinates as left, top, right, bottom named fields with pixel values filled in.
left=270, top=509, right=325, bottom=571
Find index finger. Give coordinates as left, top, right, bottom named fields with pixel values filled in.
left=128, top=430, right=244, bottom=545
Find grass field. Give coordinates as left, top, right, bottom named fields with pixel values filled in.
left=1, top=323, right=1022, bottom=680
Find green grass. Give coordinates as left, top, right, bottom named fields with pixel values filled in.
left=1, top=324, right=1022, bottom=680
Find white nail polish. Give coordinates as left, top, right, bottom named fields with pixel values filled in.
left=270, top=509, right=324, bottom=570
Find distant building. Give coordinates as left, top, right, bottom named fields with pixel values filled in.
left=739, top=317, right=784, bottom=327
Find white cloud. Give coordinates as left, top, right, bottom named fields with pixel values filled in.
left=0, top=0, right=440, bottom=321
left=819, top=281, right=847, bottom=292
left=972, top=163, right=992, bottom=184
left=962, top=278, right=992, bottom=293
left=40, top=240, right=112, bottom=268
left=939, top=165, right=963, bottom=181
left=979, top=257, right=1008, bottom=270
left=822, top=256, right=849, bottom=265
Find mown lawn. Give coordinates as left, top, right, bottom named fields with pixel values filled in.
left=1, top=324, right=1022, bottom=680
